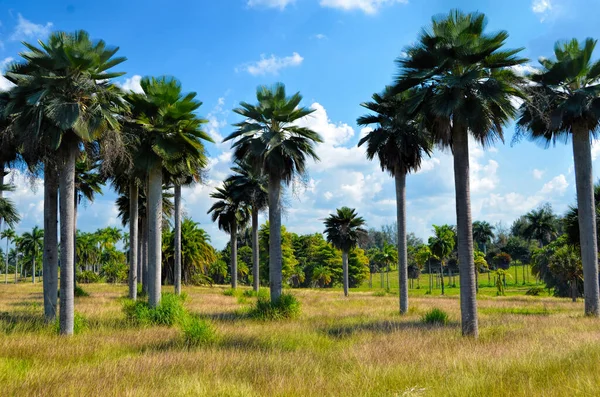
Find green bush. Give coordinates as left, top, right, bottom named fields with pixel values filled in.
left=422, top=308, right=449, bottom=326
left=222, top=288, right=237, bottom=297
left=101, top=262, right=128, bottom=283
left=77, top=271, right=102, bottom=284
left=249, top=293, right=301, bottom=320
left=54, top=312, right=88, bottom=335
left=242, top=289, right=269, bottom=299
left=181, top=316, right=217, bottom=347
left=123, top=293, right=186, bottom=326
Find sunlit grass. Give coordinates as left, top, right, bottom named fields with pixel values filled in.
left=0, top=281, right=599, bottom=396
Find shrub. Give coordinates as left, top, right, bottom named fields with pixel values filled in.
left=123, top=293, right=186, bottom=326
left=54, top=312, right=88, bottom=335
left=77, top=271, right=102, bottom=284
left=526, top=287, right=546, bottom=296
left=249, top=293, right=300, bottom=320
left=222, top=288, right=239, bottom=297
left=181, top=316, right=217, bottom=347
left=101, top=262, right=128, bottom=283
left=422, top=308, right=449, bottom=326
left=242, top=289, right=269, bottom=299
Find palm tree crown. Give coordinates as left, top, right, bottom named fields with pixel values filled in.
left=208, top=182, right=250, bottom=234
left=324, top=207, right=367, bottom=252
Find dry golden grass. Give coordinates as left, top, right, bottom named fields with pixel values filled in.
left=1, top=283, right=599, bottom=396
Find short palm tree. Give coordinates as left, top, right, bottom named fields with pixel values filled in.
left=124, top=76, right=211, bottom=307
left=2, top=228, right=16, bottom=284
left=324, top=207, right=367, bottom=297
left=19, top=226, right=43, bottom=284
left=5, top=31, right=125, bottom=334
left=224, top=83, right=322, bottom=302
left=516, top=38, right=600, bottom=316
left=208, top=181, right=250, bottom=289
left=395, top=10, right=526, bottom=336
left=226, top=160, right=269, bottom=292
left=428, top=225, right=455, bottom=296
left=358, top=87, right=432, bottom=314
left=472, top=221, right=495, bottom=254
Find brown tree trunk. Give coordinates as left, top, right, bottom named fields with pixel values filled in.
left=453, top=125, right=479, bottom=337
left=129, top=182, right=138, bottom=300
left=572, top=128, right=600, bottom=316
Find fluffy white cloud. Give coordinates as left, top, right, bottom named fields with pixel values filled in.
left=247, top=0, right=295, bottom=9
left=511, top=63, right=540, bottom=76
left=0, top=57, right=15, bottom=92
left=10, top=14, right=52, bottom=41
left=237, top=52, right=304, bottom=76
left=532, top=0, right=553, bottom=21
left=120, top=75, right=143, bottom=94
left=541, top=174, right=568, bottom=195
left=297, top=103, right=354, bottom=146
left=320, top=0, right=407, bottom=14
left=533, top=169, right=545, bottom=179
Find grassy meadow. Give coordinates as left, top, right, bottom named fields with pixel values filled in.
left=1, top=279, right=600, bottom=397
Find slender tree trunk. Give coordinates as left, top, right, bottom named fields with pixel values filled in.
left=59, top=146, right=77, bottom=335
left=572, top=279, right=578, bottom=302
left=32, top=255, right=35, bottom=284
left=137, top=217, right=143, bottom=288
left=440, top=264, right=445, bottom=295
left=342, top=250, right=349, bottom=297
left=572, top=128, right=600, bottom=316
left=143, top=217, right=149, bottom=294
left=129, top=182, right=138, bottom=300
left=453, top=125, right=479, bottom=337
left=15, top=247, right=18, bottom=283
left=252, top=207, right=260, bottom=292
left=268, top=173, right=283, bottom=302
left=395, top=168, right=408, bottom=314
left=231, top=218, right=238, bottom=289
left=147, top=164, right=162, bottom=308
left=5, top=236, right=8, bottom=284
left=174, top=184, right=182, bottom=295
left=73, top=196, right=78, bottom=290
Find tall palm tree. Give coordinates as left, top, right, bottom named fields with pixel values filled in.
left=6, top=31, right=125, bottom=335
left=224, top=83, right=322, bottom=302
left=395, top=10, right=526, bottom=337
left=124, top=76, right=208, bottom=307
left=522, top=206, right=557, bottom=248
left=19, top=226, right=43, bottom=283
left=208, top=181, right=250, bottom=289
left=324, top=207, right=367, bottom=297
left=428, top=225, right=455, bottom=296
left=472, top=221, right=495, bottom=255
left=516, top=38, right=600, bottom=316
left=2, top=228, right=16, bottom=283
left=226, top=160, right=269, bottom=292
left=358, top=87, right=432, bottom=314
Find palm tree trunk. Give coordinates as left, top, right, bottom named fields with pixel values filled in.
left=571, top=279, right=578, bottom=302
left=252, top=207, right=260, bottom=292
left=32, top=254, right=35, bottom=284
left=174, top=184, right=182, bottom=295
left=59, top=145, right=77, bottom=335
left=572, top=128, right=600, bottom=316
left=440, top=265, right=445, bottom=295
left=453, top=125, right=479, bottom=337
left=231, top=218, right=238, bottom=289
left=5, top=236, right=9, bottom=284
left=342, top=250, right=349, bottom=297
left=143, top=217, right=149, bottom=294
left=73, top=196, right=78, bottom=290
left=268, top=173, right=283, bottom=303
left=147, top=164, right=163, bottom=308
left=137, top=217, right=143, bottom=288
left=129, top=182, right=138, bottom=300
left=395, top=168, right=408, bottom=314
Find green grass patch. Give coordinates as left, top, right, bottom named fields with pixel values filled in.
left=480, top=307, right=554, bottom=316
left=122, top=293, right=187, bottom=326
left=249, top=293, right=301, bottom=320
left=421, top=308, right=449, bottom=326
left=53, top=312, right=88, bottom=335
left=181, top=316, right=218, bottom=347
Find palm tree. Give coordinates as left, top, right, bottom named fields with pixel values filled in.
left=0, top=182, right=20, bottom=232
left=2, top=228, right=16, bottom=283
left=358, top=87, right=432, bottom=313
left=208, top=181, right=250, bottom=289
left=428, top=225, right=455, bottom=296
left=224, top=83, right=322, bottom=302
left=395, top=10, right=526, bottom=336
left=516, top=38, right=600, bottom=316
left=6, top=31, right=125, bottom=335
left=472, top=221, right=495, bottom=255
left=324, top=207, right=367, bottom=297
left=20, top=226, right=43, bottom=283
left=523, top=206, right=557, bottom=248
left=375, top=242, right=397, bottom=291
left=123, top=76, right=209, bottom=307
left=226, top=160, right=269, bottom=292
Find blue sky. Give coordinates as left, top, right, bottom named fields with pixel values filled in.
left=2, top=0, right=600, bottom=248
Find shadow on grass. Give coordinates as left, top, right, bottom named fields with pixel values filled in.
left=0, top=311, right=48, bottom=334
left=199, top=310, right=251, bottom=323
left=324, top=320, right=459, bottom=339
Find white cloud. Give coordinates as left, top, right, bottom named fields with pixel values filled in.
left=592, top=139, right=600, bottom=161
left=324, top=191, right=333, bottom=200
left=10, top=14, right=53, bottom=41
left=120, top=75, right=143, bottom=94
left=541, top=174, right=568, bottom=195
left=511, top=63, right=539, bottom=76
left=237, top=52, right=304, bottom=76
left=313, top=34, right=327, bottom=40
left=320, top=0, right=408, bottom=14
left=0, top=57, right=15, bottom=92
left=533, top=169, right=545, bottom=179
left=297, top=102, right=354, bottom=146
left=532, top=0, right=553, bottom=21
left=248, top=0, right=295, bottom=9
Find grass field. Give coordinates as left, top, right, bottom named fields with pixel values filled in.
left=1, top=281, right=599, bottom=396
